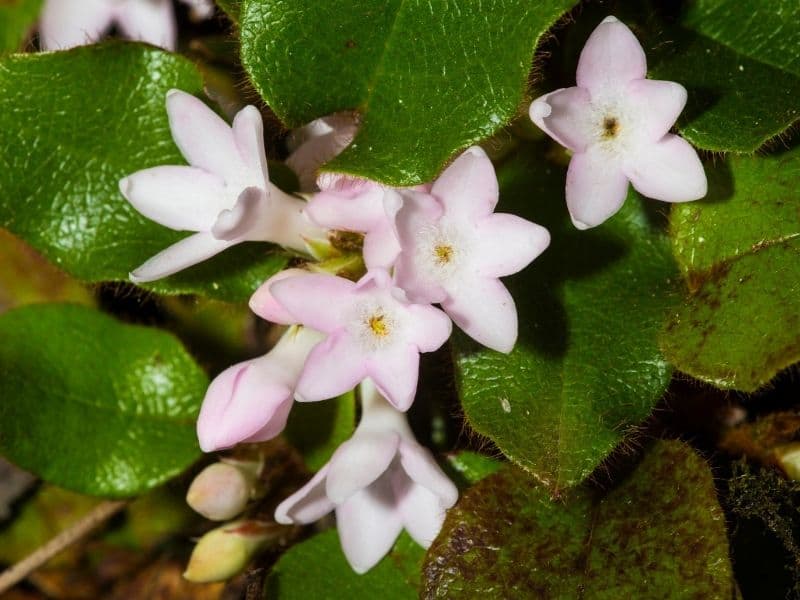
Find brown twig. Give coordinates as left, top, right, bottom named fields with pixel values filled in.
left=0, top=499, right=128, bottom=595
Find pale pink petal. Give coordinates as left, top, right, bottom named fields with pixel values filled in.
left=404, top=305, right=452, bottom=353
left=397, top=440, right=459, bottom=506
left=165, top=90, right=244, bottom=182
left=119, top=166, right=227, bottom=232
left=232, top=106, right=269, bottom=186
left=362, top=223, right=402, bottom=270
left=274, top=465, right=334, bottom=525
left=565, top=150, right=629, bottom=230
left=305, top=184, right=387, bottom=231
left=529, top=87, right=592, bottom=152
left=325, top=432, right=401, bottom=503
left=431, top=147, right=499, bottom=220
left=335, top=477, right=404, bottom=574
left=626, top=79, right=687, bottom=143
left=474, top=214, right=550, bottom=278
left=366, top=343, right=420, bottom=411
left=295, top=332, right=366, bottom=402
left=269, top=274, right=355, bottom=332
left=39, top=0, right=113, bottom=50
left=211, top=187, right=265, bottom=240
left=286, top=115, right=358, bottom=192
left=129, top=232, right=236, bottom=283
left=249, top=269, right=310, bottom=324
left=196, top=359, right=293, bottom=452
left=115, top=0, right=176, bottom=50
left=624, top=134, right=707, bottom=202
left=576, top=16, right=647, bottom=94
left=391, top=474, right=449, bottom=548
left=442, top=278, right=517, bottom=353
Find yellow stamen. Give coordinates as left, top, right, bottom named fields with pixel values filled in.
left=434, top=244, right=453, bottom=265
left=368, top=314, right=389, bottom=337
left=602, top=116, right=619, bottom=139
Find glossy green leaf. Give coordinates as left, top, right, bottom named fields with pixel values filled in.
left=445, top=451, right=502, bottom=488
left=0, top=0, right=41, bottom=53
left=683, top=0, right=800, bottom=78
left=0, top=43, right=287, bottom=303
left=424, top=441, right=735, bottom=598
left=265, top=530, right=423, bottom=599
left=0, top=303, right=208, bottom=497
left=453, top=145, right=675, bottom=490
left=661, top=147, right=800, bottom=391
left=240, top=0, right=578, bottom=185
left=284, top=390, right=356, bottom=471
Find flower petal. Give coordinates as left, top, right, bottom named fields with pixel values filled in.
left=305, top=183, right=387, bottom=231
left=269, top=273, right=356, bottom=332
left=442, top=277, right=517, bottom=353
left=119, top=166, right=227, bottom=232
left=397, top=440, right=459, bottom=506
left=624, top=134, right=707, bottom=202
left=286, top=114, right=358, bottom=192
left=196, top=358, right=293, bottom=452
left=576, top=16, right=647, bottom=94
left=129, top=232, right=236, bottom=283
left=529, top=87, right=592, bottom=152
left=391, top=474, right=449, bottom=548
left=367, top=343, right=421, bottom=411
left=232, top=106, right=269, bottom=187
left=39, top=0, right=113, bottom=50
left=335, top=477, right=404, bottom=574
left=325, top=432, right=401, bottom=503
left=474, top=213, right=550, bottom=278
left=165, top=90, right=246, bottom=183
left=295, top=331, right=366, bottom=402
left=211, top=187, right=265, bottom=240
left=404, top=304, right=452, bottom=353
left=274, top=465, right=334, bottom=525
left=565, top=150, right=629, bottom=230
left=115, top=0, right=177, bottom=50
left=249, top=269, right=309, bottom=324
left=626, top=79, right=687, bottom=143
left=431, top=146, right=499, bottom=220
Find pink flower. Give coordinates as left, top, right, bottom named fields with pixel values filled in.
left=196, top=326, right=323, bottom=453
left=275, top=379, right=458, bottom=573
left=268, top=269, right=452, bottom=410
left=119, top=90, right=325, bottom=282
left=394, top=147, right=550, bottom=353
left=39, top=0, right=214, bottom=51
left=529, top=16, right=707, bottom=230
left=285, top=114, right=359, bottom=193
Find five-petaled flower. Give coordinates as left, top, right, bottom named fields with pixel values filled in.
left=40, top=0, right=215, bottom=51
left=394, top=146, right=550, bottom=353
left=267, top=268, right=452, bottom=410
left=275, top=379, right=458, bottom=573
left=529, top=16, right=707, bottom=230
left=120, top=90, right=325, bottom=283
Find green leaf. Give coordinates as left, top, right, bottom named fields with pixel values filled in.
left=445, top=451, right=502, bottom=488
left=240, top=0, right=578, bottom=185
left=0, top=43, right=287, bottom=303
left=648, top=26, right=800, bottom=153
left=0, top=303, right=208, bottom=497
left=683, top=0, right=800, bottom=78
left=453, top=145, right=674, bottom=490
left=266, top=530, right=423, bottom=599
left=661, top=146, right=800, bottom=391
left=284, top=390, right=356, bottom=471
left=0, top=0, right=41, bottom=53
left=424, top=440, right=735, bottom=598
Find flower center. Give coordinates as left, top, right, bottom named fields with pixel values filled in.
left=602, top=116, right=619, bottom=139
left=433, top=244, right=454, bottom=265
left=367, top=313, right=390, bottom=338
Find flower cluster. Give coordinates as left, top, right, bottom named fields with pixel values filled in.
left=118, top=15, right=706, bottom=575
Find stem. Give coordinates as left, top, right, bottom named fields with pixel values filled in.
left=0, top=499, right=128, bottom=595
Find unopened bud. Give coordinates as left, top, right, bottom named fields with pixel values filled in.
left=183, top=520, right=277, bottom=582
left=186, top=461, right=258, bottom=521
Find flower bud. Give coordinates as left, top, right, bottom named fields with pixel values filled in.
left=775, top=443, right=800, bottom=480
left=183, top=520, right=278, bottom=583
left=186, top=462, right=257, bottom=521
